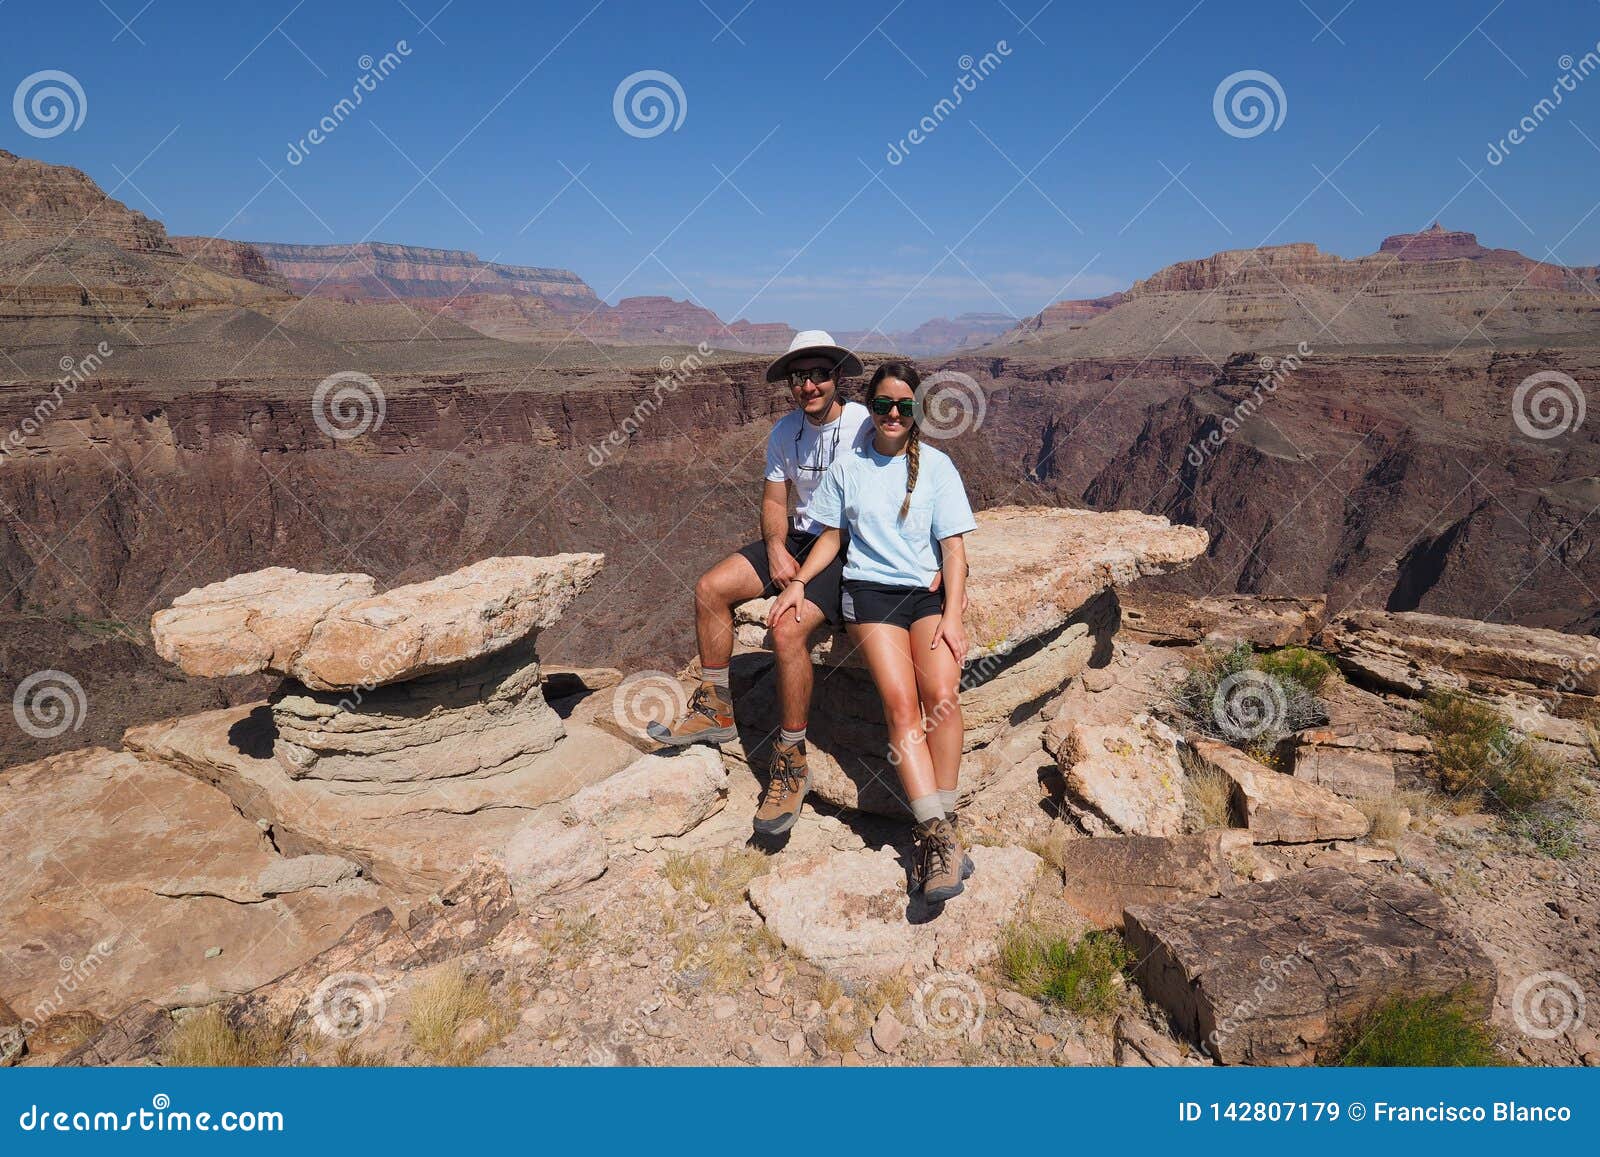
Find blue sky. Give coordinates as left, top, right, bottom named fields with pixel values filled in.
left=4, top=0, right=1600, bottom=331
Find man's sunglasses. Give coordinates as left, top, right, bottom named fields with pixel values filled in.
left=787, top=367, right=837, bottom=387
left=870, top=396, right=917, bottom=418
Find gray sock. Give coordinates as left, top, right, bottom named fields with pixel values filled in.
left=779, top=727, right=806, bottom=746
left=909, top=794, right=945, bottom=825
left=939, top=788, right=960, bottom=815
left=701, top=666, right=730, bottom=690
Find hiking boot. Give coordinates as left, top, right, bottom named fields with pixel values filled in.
left=753, top=741, right=810, bottom=835
left=914, top=817, right=974, bottom=903
left=645, top=682, right=736, bottom=747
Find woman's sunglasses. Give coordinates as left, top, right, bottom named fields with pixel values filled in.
left=870, top=396, right=917, bottom=418
left=787, top=367, right=837, bottom=387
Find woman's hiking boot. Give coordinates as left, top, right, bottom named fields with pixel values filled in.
left=646, top=682, right=736, bottom=747
left=914, top=817, right=974, bottom=903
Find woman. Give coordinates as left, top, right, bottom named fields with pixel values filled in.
left=768, top=361, right=977, bottom=903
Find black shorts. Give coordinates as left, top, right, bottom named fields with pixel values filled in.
left=736, top=530, right=847, bottom=625
left=840, top=580, right=945, bottom=629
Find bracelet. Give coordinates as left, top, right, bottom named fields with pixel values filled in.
left=789, top=578, right=806, bottom=587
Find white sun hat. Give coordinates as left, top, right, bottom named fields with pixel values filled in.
left=765, top=329, right=865, bottom=383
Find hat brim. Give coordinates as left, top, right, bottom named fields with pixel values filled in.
left=765, top=344, right=865, bottom=383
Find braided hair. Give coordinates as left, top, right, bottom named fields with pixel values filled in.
left=866, top=361, right=922, bottom=520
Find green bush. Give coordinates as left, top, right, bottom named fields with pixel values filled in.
left=1257, top=646, right=1337, bottom=695
left=1334, top=993, right=1500, bottom=1067
left=1419, top=691, right=1572, bottom=814
left=999, top=927, right=1131, bottom=1015
left=1165, top=642, right=1327, bottom=757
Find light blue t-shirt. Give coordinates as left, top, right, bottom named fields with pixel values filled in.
left=808, top=439, right=977, bottom=587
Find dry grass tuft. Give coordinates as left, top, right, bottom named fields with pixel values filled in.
left=406, top=964, right=512, bottom=1065
left=1180, top=745, right=1237, bottom=832
left=662, top=847, right=770, bottom=909
left=162, top=1008, right=291, bottom=1067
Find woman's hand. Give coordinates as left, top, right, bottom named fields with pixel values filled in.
left=932, top=613, right=967, bottom=665
left=767, top=579, right=807, bottom=628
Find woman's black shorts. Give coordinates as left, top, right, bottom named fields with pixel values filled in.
left=840, top=580, right=944, bottom=629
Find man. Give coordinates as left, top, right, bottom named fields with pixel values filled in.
left=649, top=331, right=869, bottom=836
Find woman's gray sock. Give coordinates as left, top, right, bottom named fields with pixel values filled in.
left=909, top=794, right=945, bottom=825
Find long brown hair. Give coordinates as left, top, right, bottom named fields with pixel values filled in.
left=867, top=361, right=921, bottom=520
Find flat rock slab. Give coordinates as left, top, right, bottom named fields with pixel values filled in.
left=1285, top=727, right=1407, bottom=798
left=123, top=702, right=637, bottom=894
left=1058, top=831, right=1249, bottom=928
left=565, top=747, right=728, bottom=841
left=1320, top=609, right=1600, bottom=698
left=1188, top=738, right=1370, bottom=844
left=0, top=749, right=382, bottom=1020
left=151, top=553, right=603, bottom=690
left=735, top=505, right=1206, bottom=665
left=1124, top=867, right=1497, bottom=1065
left=747, top=845, right=1042, bottom=979
left=1057, top=714, right=1187, bottom=836
left=1122, top=593, right=1326, bottom=648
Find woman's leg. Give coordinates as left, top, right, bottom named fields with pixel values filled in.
left=846, top=622, right=938, bottom=804
left=909, top=614, right=964, bottom=793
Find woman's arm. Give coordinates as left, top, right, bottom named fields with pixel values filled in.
left=766, top=527, right=842, bottom=627
left=932, top=535, right=968, bottom=663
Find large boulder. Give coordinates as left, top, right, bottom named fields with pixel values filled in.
left=1187, top=738, right=1370, bottom=844
left=1057, top=831, right=1249, bottom=928
left=0, top=749, right=382, bottom=1021
left=1283, top=725, right=1422, bottom=798
left=150, top=554, right=603, bottom=690
left=564, top=747, right=728, bottom=841
left=747, top=845, right=1042, bottom=979
left=1056, top=714, right=1187, bottom=836
left=1124, top=868, right=1497, bottom=1065
left=498, top=813, right=608, bottom=904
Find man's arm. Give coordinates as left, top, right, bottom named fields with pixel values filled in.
left=762, top=479, right=798, bottom=585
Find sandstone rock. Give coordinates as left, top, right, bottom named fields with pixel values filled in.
left=872, top=1007, right=906, bottom=1054
left=1122, top=593, right=1326, bottom=648
left=57, top=1001, right=172, bottom=1067
left=150, top=554, right=603, bottom=690
left=0, top=749, right=382, bottom=1019
left=1125, top=868, right=1497, bottom=1065
left=995, top=989, right=1042, bottom=1023
left=565, top=747, right=727, bottom=841
left=255, top=854, right=362, bottom=896
left=1320, top=610, right=1600, bottom=700
left=124, top=703, right=637, bottom=893
left=1057, top=831, right=1247, bottom=928
left=1285, top=727, right=1400, bottom=798
left=1187, top=739, right=1370, bottom=844
left=747, top=846, right=1041, bottom=979
left=12, top=1011, right=103, bottom=1067
left=499, top=813, right=607, bottom=903
left=289, top=554, right=604, bottom=690
left=270, top=640, right=565, bottom=782
left=1114, top=1014, right=1201, bottom=1066
left=1057, top=714, right=1186, bottom=836
left=151, top=568, right=375, bottom=679
left=0, top=997, right=21, bottom=1066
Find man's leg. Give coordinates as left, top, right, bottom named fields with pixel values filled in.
left=768, top=599, right=826, bottom=733
left=647, top=550, right=765, bottom=747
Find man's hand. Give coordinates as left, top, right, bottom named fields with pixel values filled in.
left=767, top=580, right=807, bottom=628
left=766, top=541, right=800, bottom=587
left=932, top=613, right=968, bottom=665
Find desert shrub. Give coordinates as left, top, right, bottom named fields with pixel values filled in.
left=406, top=964, right=510, bottom=1065
left=1333, top=993, right=1500, bottom=1067
left=1257, top=646, right=1337, bottom=695
left=1504, top=798, right=1584, bottom=859
left=1166, top=642, right=1327, bottom=756
left=162, top=1008, right=291, bottom=1067
left=1420, top=691, right=1572, bottom=814
left=999, top=927, right=1131, bottom=1015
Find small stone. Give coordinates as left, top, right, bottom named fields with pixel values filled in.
left=841, top=1051, right=865, bottom=1067
left=628, top=949, right=651, bottom=968
left=762, top=998, right=782, bottom=1013
left=871, top=1008, right=906, bottom=1054
left=711, top=997, right=738, bottom=1021
left=787, top=1032, right=806, bottom=1060
left=800, top=1000, right=823, bottom=1023
left=995, top=989, right=1042, bottom=1023
left=204, top=946, right=223, bottom=959
left=805, top=1029, right=827, bottom=1056
left=1032, top=1033, right=1057, bottom=1052
left=751, top=1016, right=768, bottom=1035
left=573, top=971, right=592, bottom=992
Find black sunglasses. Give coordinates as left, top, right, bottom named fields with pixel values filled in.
left=787, top=367, right=836, bottom=387
left=870, top=396, right=916, bottom=418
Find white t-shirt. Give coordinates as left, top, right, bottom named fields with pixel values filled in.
left=764, top=401, right=872, bottom=534
left=808, top=439, right=977, bottom=587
